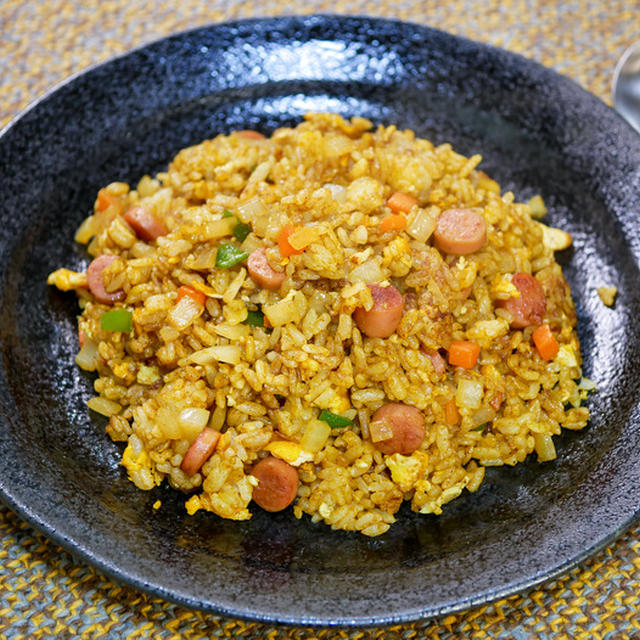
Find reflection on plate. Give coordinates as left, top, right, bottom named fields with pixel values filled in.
left=0, top=15, right=639, bottom=626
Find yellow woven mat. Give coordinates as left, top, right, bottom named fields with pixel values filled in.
left=2, top=1, right=639, bottom=637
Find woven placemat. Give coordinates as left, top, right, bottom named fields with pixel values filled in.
left=2, top=1, right=639, bottom=637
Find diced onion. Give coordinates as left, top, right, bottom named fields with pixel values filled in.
left=369, top=416, right=393, bottom=443
left=189, top=280, right=222, bottom=299
left=75, top=339, right=100, bottom=371
left=213, top=323, right=250, bottom=340
left=456, top=379, right=484, bottom=409
left=156, top=406, right=181, bottom=439
left=348, top=259, right=383, bottom=284
left=169, top=296, right=203, bottom=330
left=578, top=377, right=596, bottom=391
left=534, top=432, right=556, bottom=461
left=300, top=419, right=331, bottom=453
left=222, top=268, right=246, bottom=305
left=264, top=291, right=308, bottom=327
left=179, top=408, right=211, bottom=440
left=191, top=246, right=218, bottom=270
left=406, top=208, right=438, bottom=243
left=202, top=217, right=236, bottom=240
left=236, top=197, right=268, bottom=223
left=470, top=406, right=496, bottom=428
left=189, top=345, right=242, bottom=365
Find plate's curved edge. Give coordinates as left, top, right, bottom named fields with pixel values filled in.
left=3, top=476, right=639, bottom=628
left=2, top=14, right=640, bottom=628
left=3, top=13, right=639, bottom=145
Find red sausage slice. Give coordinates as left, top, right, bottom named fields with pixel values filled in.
left=247, top=248, right=285, bottom=291
left=496, top=272, right=546, bottom=328
left=124, top=206, right=168, bottom=242
left=251, top=456, right=299, bottom=512
left=353, top=284, right=404, bottom=338
left=180, top=428, right=220, bottom=475
left=87, top=254, right=125, bottom=304
left=370, top=403, right=425, bottom=455
left=433, top=208, right=487, bottom=255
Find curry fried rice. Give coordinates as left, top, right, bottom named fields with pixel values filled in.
left=47, top=113, right=592, bottom=536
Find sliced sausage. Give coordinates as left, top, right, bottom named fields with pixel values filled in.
left=236, top=130, right=266, bottom=140
left=496, top=272, right=546, bottom=328
left=353, top=284, right=404, bottom=338
left=181, top=428, right=220, bottom=475
left=124, top=206, right=168, bottom=242
left=251, top=456, right=299, bottom=512
left=87, top=254, right=125, bottom=304
left=247, top=248, right=285, bottom=291
left=433, top=208, right=487, bottom=255
left=370, top=403, right=426, bottom=455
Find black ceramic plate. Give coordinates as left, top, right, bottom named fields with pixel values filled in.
left=1, top=15, right=639, bottom=627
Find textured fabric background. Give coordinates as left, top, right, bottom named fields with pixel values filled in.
left=1, top=0, right=639, bottom=637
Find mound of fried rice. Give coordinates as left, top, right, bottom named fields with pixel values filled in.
left=47, top=113, right=592, bottom=536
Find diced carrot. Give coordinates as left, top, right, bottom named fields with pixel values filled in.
left=444, top=398, right=459, bottom=425
left=176, top=285, right=207, bottom=307
left=278, top=225, right=304, bottom=257
left=387, top=191, right=418, bottom=214
left=532, top=324, right=559, bottom=361
left=236, top=130, right=266, bottom=140
left=96, top=188, right=122, bottom=214
left=78, top=329, right=86, bottom=347
left=379, top=214, right=407, bottom=233
left=448, top=340, right=480, bottom=369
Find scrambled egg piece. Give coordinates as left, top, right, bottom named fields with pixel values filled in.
left=490, top=274, right=521, bottom=300
left=386, top=454, right=423, bottom=492
left=121, top=440, right=161, bottom=490
left=538, top=222, right=572, bottom=251
left=597, top=286, right=617, bottom=307
left=555, top=344, right=578, bottom=368
left=46, top=268, right=88, bottom=291
left=265, top=441, right=314, bottom=466
left=527, top=195, right=547, bottom=218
